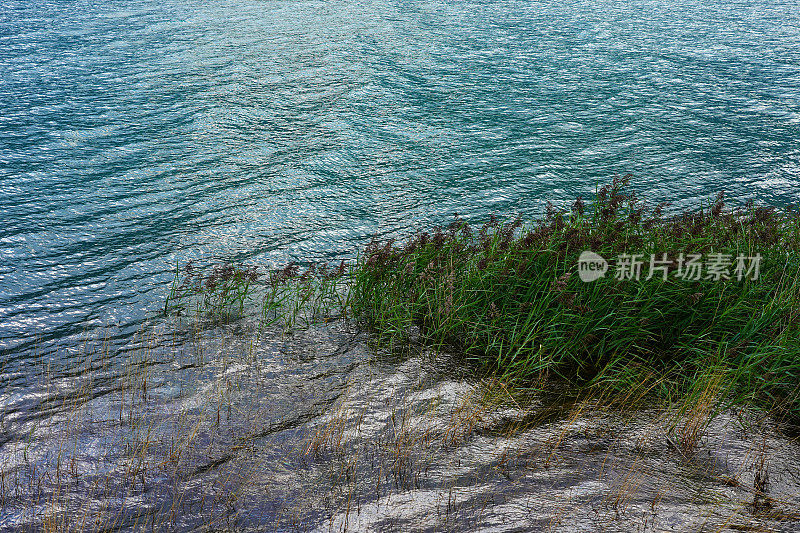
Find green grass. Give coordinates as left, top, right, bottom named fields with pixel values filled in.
left=164, top=177, right=800, bottom=419
left=346, top=177, right=800, bottom=418
left=164, top=258, right=349, bottom=329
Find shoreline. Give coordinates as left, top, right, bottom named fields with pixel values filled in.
left=2, top=178, right=800, bottom=530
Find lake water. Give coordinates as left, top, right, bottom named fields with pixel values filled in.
left=2, top=0, right=800, bottom=384
left=3, top=1, right=800, bottom=530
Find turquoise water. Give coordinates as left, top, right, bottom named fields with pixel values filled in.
left=2, top=0, right=800, bottom=374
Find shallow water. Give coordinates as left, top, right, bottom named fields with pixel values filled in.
left=1, top=320, right=799, bottom=531
left=2, top=0, right=800, bottom=372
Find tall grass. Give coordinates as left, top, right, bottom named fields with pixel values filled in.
left=347, top=177, right=800, bottom=417
left=163, top=177, right=800, bottom=417
left=164, top=258, right=349, bottom=330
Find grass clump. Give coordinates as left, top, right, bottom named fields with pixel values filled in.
left=164, top=258, right=349, bottom=329
left=347, top=176, right=800, bottom=417
left=164, top=262, right=261, bottom=322
left=161, top=177, right=800, bottom=418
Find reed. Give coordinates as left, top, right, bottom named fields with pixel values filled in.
left=347, top=176, right=800, bottom=418
left=164, top=258, right=349, bottom=330
left=164, top=177, right=800, bottom=417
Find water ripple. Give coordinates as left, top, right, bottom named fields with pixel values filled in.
left=1, top=0, right=799, bottom=375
